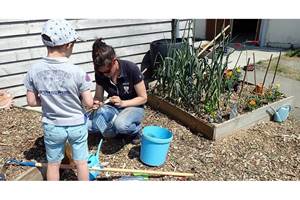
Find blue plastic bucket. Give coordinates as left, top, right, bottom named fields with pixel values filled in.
left=140, top=126, right=173, bottom=166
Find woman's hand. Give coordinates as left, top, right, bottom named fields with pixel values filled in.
left=110, top=96, right=124, bottom=107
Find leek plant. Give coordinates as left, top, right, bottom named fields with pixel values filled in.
left=151, top=21, right=234, bottom=122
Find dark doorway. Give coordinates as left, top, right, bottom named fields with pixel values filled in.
left=205, top=19, right=230, bottom=41
left=231, top=19, right=261, bottom=43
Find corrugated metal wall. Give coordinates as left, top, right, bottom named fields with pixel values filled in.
left=0, top=19, right=192, bottom=106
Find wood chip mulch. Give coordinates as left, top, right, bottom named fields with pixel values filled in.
left=1, top=106, right=300, bottom=181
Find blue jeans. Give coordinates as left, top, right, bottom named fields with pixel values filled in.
left=87, top=105, right=144, bottom=138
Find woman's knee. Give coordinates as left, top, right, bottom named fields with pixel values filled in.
left=114, top=119, right=130, bottom=133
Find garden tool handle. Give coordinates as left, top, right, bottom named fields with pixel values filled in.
left=96, top=139, right=103, bottom=158
left=197, top=25, right=230, bottom=58
left=6, top=159, right=44, bottom=167
left=90, top=167, right=194, bottom=177
left=7, top=159, right=193, bottom=177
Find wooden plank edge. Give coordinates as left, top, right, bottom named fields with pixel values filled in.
left=147, top=94, right=215, bottom=140
left=14, top=167, right=46, bottom=181
left=213, top=96, right=295, bottom=140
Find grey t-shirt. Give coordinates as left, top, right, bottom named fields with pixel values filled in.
left=24, top=57, right=92, bottom=126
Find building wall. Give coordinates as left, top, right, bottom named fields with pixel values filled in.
left=194, top=19, right=300, bottom=48
left=194, top=19, right=206, bottom=40
left=262, top=19, right=300, bottom=48
left=0, top=19, right=191, bottom=106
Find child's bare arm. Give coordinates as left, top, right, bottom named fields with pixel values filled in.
left=81, top=90, right=93, bottom=108
left=26, top=90, right=41, bottom=107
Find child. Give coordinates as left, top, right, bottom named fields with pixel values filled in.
left=24, top=19, right=93, bottom=181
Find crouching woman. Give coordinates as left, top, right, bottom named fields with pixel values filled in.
left=88, top=38, right=147, bottom=144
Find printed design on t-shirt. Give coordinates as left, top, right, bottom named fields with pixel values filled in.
left=122, top=82, right=130, bottom=94
left=85, top=73, right=91, bottom=82
left=36, top=70, right=72, bottom=95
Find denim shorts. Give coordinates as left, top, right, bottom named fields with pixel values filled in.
left=43, top=123, right=88, bottom=163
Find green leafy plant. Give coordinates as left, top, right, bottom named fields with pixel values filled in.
left=151, top=21, right=234, bottom=121
left=223, top=66, right=242, bottom=92
left=245, top=95, right=262, bottom=111
left=151, top=20, right=284, bottom=122
left=263, top=84, right=283, bottom=102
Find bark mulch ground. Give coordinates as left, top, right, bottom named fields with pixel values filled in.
left=0, top=106, right=299, bottom=181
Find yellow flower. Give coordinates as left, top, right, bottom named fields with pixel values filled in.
left=226, top=70, right=233, bottom=78
left=211, top=111, right=216, bottom=117
left=249, top=99, right=256, bottom=106
left=236, top=66, right=241, bottom=73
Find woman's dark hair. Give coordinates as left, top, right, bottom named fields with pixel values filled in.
left=92, top=38, right=116, bottom=72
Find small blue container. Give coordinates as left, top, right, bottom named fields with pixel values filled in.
left=273, top=105, right=291, bottom=123
left=140, top=126, right=173, bottom=166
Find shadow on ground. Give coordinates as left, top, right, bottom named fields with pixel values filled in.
left=88, top=132, right=133, bottom=155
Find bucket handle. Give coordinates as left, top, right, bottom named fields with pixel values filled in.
left=284, top=105, right=292, bottom=112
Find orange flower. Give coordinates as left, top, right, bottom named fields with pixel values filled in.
left=249, top=99, right=256, bottom=106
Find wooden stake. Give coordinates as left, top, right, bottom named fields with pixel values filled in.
left=234, top=50, right=243, bottom=69
left=271, top=51, right=282, bottom=85
left=197, top=25, right=230, bottom=58
left=239, top=58, right=251, bottom=98
left=253, top=53, right=257, bottom=86
left=262, top=54, right=273, bottom=89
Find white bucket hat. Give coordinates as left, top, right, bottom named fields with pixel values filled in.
left=41, top=19, right=82, bottom=47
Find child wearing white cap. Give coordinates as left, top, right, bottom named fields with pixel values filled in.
left=24, top=19, right=93, bottom=181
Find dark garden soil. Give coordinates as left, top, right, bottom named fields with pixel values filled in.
left=1, top=106, right=300, bottom=181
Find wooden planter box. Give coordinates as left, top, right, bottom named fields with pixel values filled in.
left=147, top=94, right=295, bottom=140
left=14, top=167, right=45, bottom=181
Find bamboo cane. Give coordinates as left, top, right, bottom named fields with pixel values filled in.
left=262, top=54, right=273, bottom=88
left=271, top=51, right=282, bottom=86
left=253, top=53, right=257, bottom=87
left=234, top=50, right=243, bottom=69
left=239, top=58, right=251, bottom=98
left=197, top=25, right=230, bottom=58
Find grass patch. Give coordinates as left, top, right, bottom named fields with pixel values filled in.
left=286, top=49, right=300, bottom=57
left=255, top=55, right=300, bottom=81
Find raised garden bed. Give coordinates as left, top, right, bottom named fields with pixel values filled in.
left=147, top=94, right=294, bottom=140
